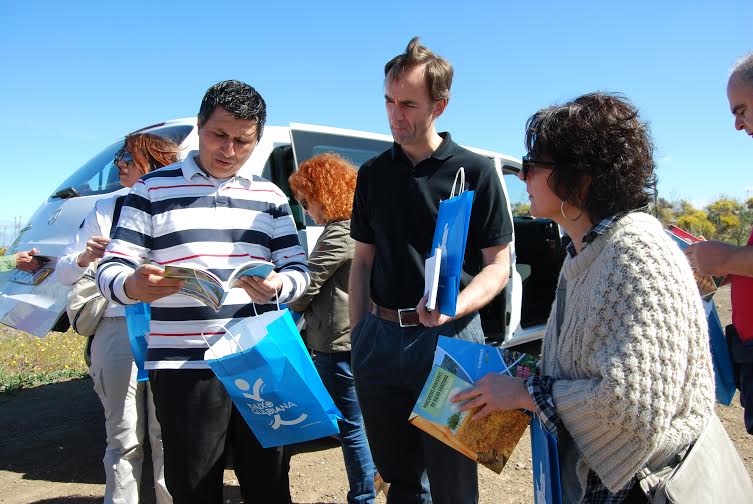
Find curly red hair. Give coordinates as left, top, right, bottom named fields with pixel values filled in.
left=288, top=153, right=357, bottom=222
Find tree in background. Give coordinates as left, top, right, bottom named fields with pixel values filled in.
left=514, top=193, right=750, bottom=246
left=676, top=204, right=716, bottom=239
left=511, top=202, right=531, bottom=217
left=653, top=195, right=753, bottom=245
left=0, top=217, right=24, bottom=250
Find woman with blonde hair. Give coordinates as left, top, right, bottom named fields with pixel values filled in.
left=58, top=132, right=180, bottom=504
left=288, top=153, right=378, bottom=504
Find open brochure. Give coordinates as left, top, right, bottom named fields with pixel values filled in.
left=409, top=336, right=539, bottom=473
left=163, top=259, right=275, bottom=312
left=666, top=225, right=726, bottom=301
left=9, top=256, right=54, bottom=286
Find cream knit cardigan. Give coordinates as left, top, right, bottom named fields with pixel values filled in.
left=542, top=212, right=715, bottom=493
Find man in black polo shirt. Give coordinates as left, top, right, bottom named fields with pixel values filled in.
left=349, top=37, right=513, bottom=504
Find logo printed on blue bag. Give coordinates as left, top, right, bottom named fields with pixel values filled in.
left=234, top=378, right=308, bottom=429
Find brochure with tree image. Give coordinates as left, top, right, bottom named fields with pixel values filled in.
left=163, top=259, right=275, bottom=312
left=409, top=336, right=539, bottom=473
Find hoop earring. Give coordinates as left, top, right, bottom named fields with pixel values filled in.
left=560, top=201, right=583, bottom=221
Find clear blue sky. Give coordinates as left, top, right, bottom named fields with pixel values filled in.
left=1, top=1, right=751, bottom=229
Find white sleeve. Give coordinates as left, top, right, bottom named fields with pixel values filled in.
left=57, top=204, right=107, bottom=285
left=97, top=185, right=148, bottom=305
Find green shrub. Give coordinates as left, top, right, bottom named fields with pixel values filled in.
left=0, top=329, right=88, bottom=392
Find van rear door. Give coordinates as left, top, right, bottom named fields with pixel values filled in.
left=288, top=124, right=392, bottom=253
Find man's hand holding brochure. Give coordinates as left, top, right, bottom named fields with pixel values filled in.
left=666, top=225, right=726, bottom=300
left=162, top=259, right=276, bottom=311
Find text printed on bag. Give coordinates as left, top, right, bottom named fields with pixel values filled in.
left=234, top=378, right=308, bottom=429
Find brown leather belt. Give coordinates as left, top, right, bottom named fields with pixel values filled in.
left=370, top=304, right=421, bottom=327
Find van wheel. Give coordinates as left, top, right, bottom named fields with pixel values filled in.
left=52, top=314, right=71, bottom=333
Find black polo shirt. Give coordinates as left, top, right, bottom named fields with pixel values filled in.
left=351, top=132, right=513, bottom=309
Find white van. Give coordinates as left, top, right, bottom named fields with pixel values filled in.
left=0, top=119, right=564, bottom=349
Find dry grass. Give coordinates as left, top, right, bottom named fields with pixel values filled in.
left=0, top=328, right=88, bottom=392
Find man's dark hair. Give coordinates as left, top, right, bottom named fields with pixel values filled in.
left=197, top=80, right=267, bottom=141
left=525, top=92, right=656, bottom=222
left=384, top=37, right=453, bottom=102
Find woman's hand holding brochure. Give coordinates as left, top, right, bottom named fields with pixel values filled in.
left=452, top=373, right=535, bottom=420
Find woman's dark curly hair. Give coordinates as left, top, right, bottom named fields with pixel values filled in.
left=525, top=92, right=656, bottom=222
left=288, top=153, right=357, bottom=222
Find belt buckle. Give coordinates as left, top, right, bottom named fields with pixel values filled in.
left=398, top=308, right=419, bottom=328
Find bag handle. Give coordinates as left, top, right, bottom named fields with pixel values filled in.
left=201, top=323, right=237, bottom=358
left=203, top=289, right=282, bottom=357
left=450, top=167, right=466, bottom=198
left=250, top=289, right=281, bottom=315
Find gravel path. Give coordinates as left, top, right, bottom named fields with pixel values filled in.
left=0, top=287, right=750, bottom=504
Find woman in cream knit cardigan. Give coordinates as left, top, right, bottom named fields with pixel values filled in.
left=454, top=93, right=715, bottom=503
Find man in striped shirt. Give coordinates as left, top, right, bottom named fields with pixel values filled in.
left=97, top=80, right=310, bottom=503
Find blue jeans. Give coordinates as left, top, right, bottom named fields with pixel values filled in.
left=314, top=351, right=376, bottom=504
left=727, top=324, right=753, bottom=435
left=352, top=312, right=483, bottom=504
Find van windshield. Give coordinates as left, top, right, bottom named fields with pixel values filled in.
left=50, top=125, right=193, bottom=199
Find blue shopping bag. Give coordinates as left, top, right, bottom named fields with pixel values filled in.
left=205, top=308, right=342, bottom=448
left=430, top=168, right=474, bottom=317
left=124, top=302, right=150, bottom=382
left=705, top=300, right=736, bottom=405
left=531, top=416, right=562, bottom=504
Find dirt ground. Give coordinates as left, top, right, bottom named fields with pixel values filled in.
left=0, top=286, right=751, bottom=504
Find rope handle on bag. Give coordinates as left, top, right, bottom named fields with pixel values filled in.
left=200, top=322, right=238, bottom=379
left=201, top=322, right=238, bottom=359
left=201, top=289, right=282, bottom=359
left=252, top=288, right=281, bottom=314
left=449, top=167, right=466, bottom=198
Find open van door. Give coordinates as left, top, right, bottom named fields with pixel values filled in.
left=500, top=163, right=565, bottom=350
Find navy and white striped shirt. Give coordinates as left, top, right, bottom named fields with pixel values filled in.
left=97, top=151, right=310, bottom=370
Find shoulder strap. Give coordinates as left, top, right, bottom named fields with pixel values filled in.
left=555, top=276, right=567, bottom=336
left=110, top=196, right=126, bottom=239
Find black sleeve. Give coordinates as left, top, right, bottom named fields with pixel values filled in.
left=350, top=160, right=374, bottom=244
left=467, top=157, right=513, bottom=251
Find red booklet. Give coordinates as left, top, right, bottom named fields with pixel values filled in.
left=668, top=225, right=704, bottom=244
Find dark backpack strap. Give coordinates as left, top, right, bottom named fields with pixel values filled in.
left=110, top=196, right=127, bottom=239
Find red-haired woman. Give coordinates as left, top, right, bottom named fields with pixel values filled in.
left=58, top=133, right=179, bottom=504
left=288, top=153, right=377, bottom=503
